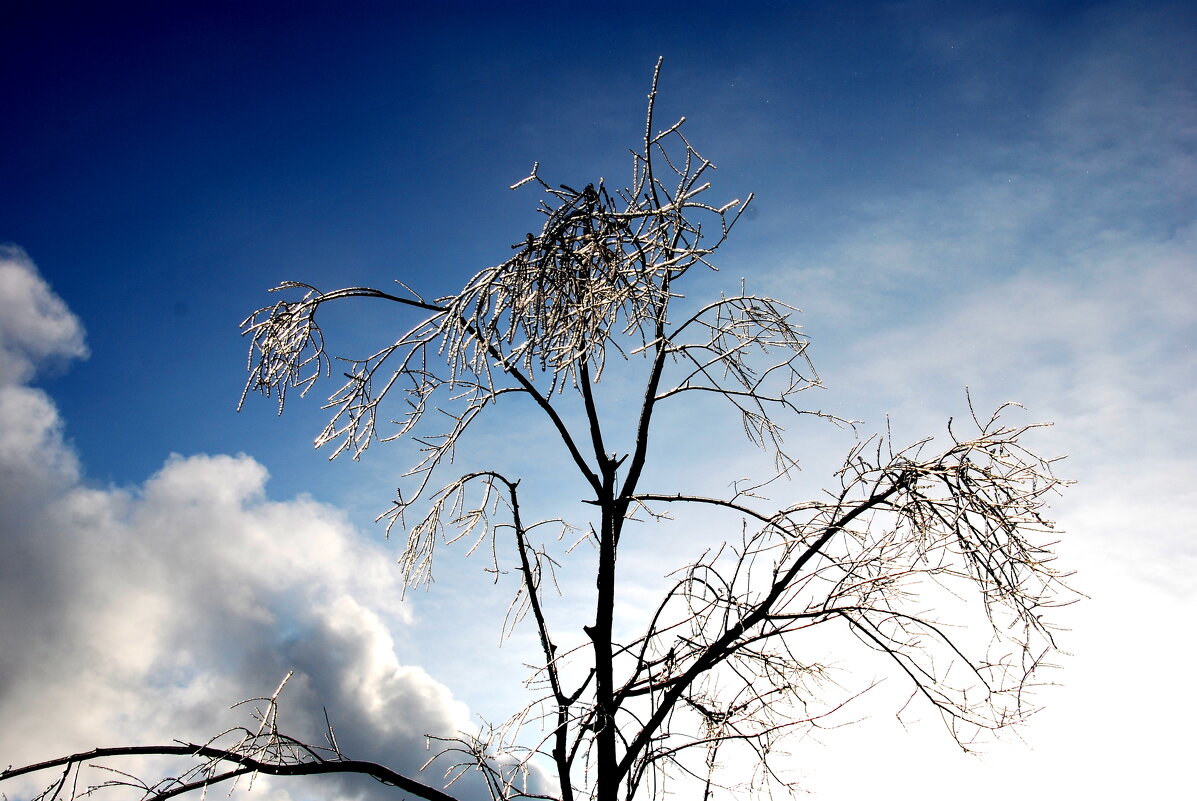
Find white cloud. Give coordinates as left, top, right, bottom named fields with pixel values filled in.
left=0, top=245, right=87, bottom=386
left=0, top=255, right=502, bottom=801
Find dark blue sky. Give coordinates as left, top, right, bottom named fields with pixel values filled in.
left=1, top=0, right=1109, bottom=492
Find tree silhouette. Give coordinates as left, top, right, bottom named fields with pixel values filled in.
left=1, top=59, right=1074, bottom=801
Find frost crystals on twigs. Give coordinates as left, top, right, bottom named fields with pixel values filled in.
left=5, top=58, right=1077, bottom=801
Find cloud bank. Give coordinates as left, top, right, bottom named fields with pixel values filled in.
left=0, top=247, right=492, bottom=801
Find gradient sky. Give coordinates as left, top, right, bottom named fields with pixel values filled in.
left=2, top=1, right=1194, bottom=799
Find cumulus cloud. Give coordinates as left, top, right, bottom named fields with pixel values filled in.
left=0, top=245, right=87, bottom=386
left=0, top=255, right=498, bottom=801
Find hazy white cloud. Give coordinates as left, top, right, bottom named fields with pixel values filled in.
left=0, top=256, right=499, bottom=801
left=836, top=222, right=1197, bottom=588
left=738, top=11, right=1197, bottom=796
left=805, top=8, right=1197, bottom=593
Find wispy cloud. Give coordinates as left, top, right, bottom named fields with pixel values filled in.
left=739, top=8, right=1197, bottom=795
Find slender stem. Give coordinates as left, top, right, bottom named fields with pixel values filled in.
left=579, top=358, right=608, bottom=466
left=507, top=478, right=576, bottom=801
left=460, top=314, right=603, bottom=496
left=618, top=272, right=673, bottom=507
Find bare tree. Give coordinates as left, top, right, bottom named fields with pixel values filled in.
left=2, top=59, right=1074, bottom=801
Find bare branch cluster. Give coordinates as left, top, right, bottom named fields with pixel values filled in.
left=609, top=398, right=1072, bottom=797
left=660, top=290, right=828, bottom=473
left=5, top=59, right=1076, bottom=801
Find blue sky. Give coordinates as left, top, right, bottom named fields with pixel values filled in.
left=1, top=1, right=1194, bottom=799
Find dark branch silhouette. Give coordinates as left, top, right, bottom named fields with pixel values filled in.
left=2, top=58, right=1075, bottom=801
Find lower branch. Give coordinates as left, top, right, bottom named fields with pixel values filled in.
left=1, top=745, right=463, bottom=801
